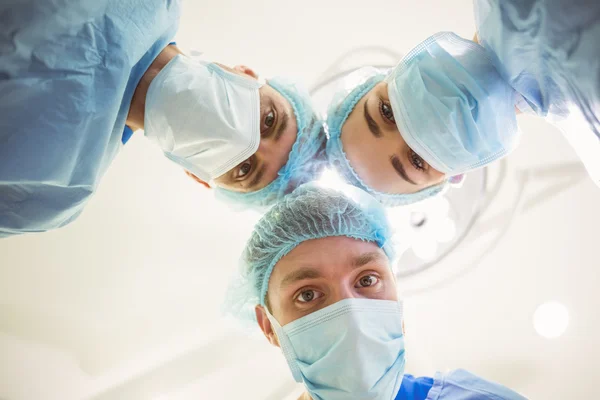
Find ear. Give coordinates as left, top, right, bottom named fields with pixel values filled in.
left=233, top=65, right=259, bottom=79
left=255, top=305, right=280, bottom=348
left=185, top=170, right=211, bottom=189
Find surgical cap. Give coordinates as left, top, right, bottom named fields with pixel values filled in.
left=215, top=78, right=327, bottom=209
left=224, top=182, right=397, bottom=322
left=325, top=68, right=453, bottom=207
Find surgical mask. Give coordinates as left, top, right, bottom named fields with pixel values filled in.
left=386, top=32, right=522, bottom=176
left=267, top=298, right=406, bottom=400
left=144, top=54, right=263, bottom=182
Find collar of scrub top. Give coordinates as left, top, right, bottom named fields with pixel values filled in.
left=122, top=41, right=178, bottom=145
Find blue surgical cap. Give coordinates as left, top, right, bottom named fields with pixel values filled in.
left=325, top=68, right=450, bottom=207
left=215, top=78, right=327, bottom=209
left=224, top=182, right=397, bottom=322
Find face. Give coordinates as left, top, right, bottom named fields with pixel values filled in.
left=256, top=236, right=398, bottom=338
left=187, top=65, right=298, bottom=193
left=340, top=81, right=445, bottom=194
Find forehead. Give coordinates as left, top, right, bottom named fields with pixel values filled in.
left=269, top=236, right=385, bottom=283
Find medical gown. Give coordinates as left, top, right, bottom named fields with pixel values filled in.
left=474, top=0, right=600, bottom=186
left=395, top=370, right=527, bottom=399
left=0, top=0, right=180, bottom=237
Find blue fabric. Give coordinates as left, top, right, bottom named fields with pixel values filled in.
left=395, top=371, right=527, bottom=399
left=386, top=32, right=521, bottom=176
left=122, top=125, right=135, bottom=145
left=425, top=370, right=527, bottom=400
left=395, top=374, right=434, bottom=400
left=0, top=0, right=180, bottom=237
left=474, top=0, right=600, bottom=134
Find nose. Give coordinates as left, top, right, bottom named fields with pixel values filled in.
left=254, top=138, right=275, bottom=159
left=253, top=137, right=291, bottom=173
left=330, top=284, right=360, bottom=304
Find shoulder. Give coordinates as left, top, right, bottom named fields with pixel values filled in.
left=428, top=370, right=528, bottom=400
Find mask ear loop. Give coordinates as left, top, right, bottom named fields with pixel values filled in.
left=264, top=309, right=304, bottom=383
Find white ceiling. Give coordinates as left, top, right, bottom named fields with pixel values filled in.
left=1, top=1, right=599, bottom=399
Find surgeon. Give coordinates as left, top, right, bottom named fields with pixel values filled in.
left=0, top=0, right=325, bottom=238
left=225, top=182, right=528, bottom=400
left=326, top=0, right=600, bottom=207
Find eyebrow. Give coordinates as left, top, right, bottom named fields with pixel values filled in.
left=364, top=99, right=382, bottom=138
left=390, top=155, right=417, bottom=185
left=274, top=110, right=289, bottom=142
left=279, top=267, right=323, bottom=290
left=352, top=251, right=387, bottom=268
left=279, top=252, right=387, bottom=290
left=247, top=163, right=266, bottom=190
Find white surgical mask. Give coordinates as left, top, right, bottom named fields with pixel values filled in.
left=267, top=298, right=406, bottom=400
left=144, top=54, right=263, bottom=181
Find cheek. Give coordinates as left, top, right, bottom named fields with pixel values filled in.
left=266, top=287, right=295, bottom=326
left=430, top=167, right=446, bottom=181
left=384, top=281, right=399, bottom=301
left=213, top=174, right=232, bottom=188
left=279, top=118, right=298, bottom=160
left=383, top=270, right=399, bottom=301
left=258, top=118, right=297, bottom=166
left=212, top=172, right=246, bottom=192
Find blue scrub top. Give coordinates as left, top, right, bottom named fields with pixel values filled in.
left=474, top=0, right=600, bottom=187
left=474, top=0, right=600, bottom=133
left=395, top=374, right=435, bottom=399
left=0, top=0, right=181, bottom=237
left=396, top=370, right=528, bottom=400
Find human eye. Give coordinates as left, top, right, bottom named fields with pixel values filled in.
left=233, top=158, right=253, bottom=180
left=355, top=274, right=380, bottom=288
left=295, top=289, right=322, bottom=303
left=261, top=109, right=276, bottom=135
left=408, top=148, right=426, bottom=172
left=379, top=99, right=395, bottom=124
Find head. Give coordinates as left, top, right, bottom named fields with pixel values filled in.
left=326, top=32, right=521, bottom=206
left=189, top=66, right=327, bottom=208
left=226, top=182, right=397, bottom=323
left=225, top=183, right=405, bottom=399
left=145, top=54, right=326, bottom=208
left=326, top=72, right=449, bottom=207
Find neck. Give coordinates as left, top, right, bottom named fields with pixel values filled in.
left=126, top=44, right=183, bottom=131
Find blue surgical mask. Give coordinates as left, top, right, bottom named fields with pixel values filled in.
left=386, top=32, right=522, bottom=176
left=267, top=298, right=406, bottom=400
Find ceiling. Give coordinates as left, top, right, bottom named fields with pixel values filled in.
left=1, top=0, right=599, bottom=399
